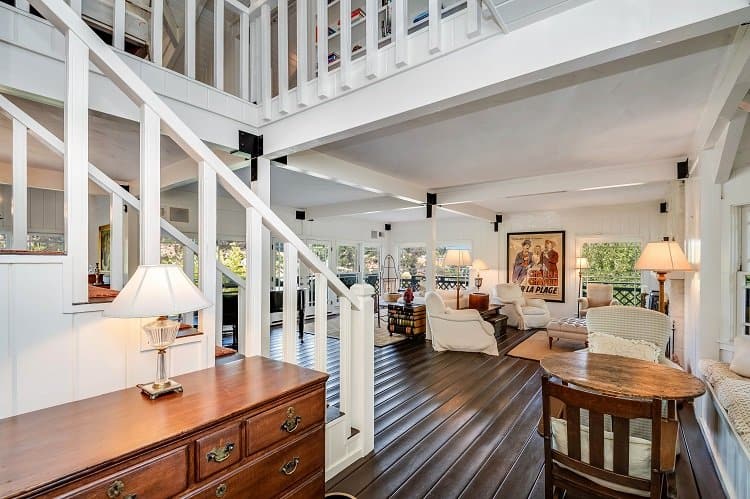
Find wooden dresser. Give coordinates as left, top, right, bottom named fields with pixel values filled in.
left=0, top=357, right=328, bottom=498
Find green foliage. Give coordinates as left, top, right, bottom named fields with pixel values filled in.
left=399, top=246, right=426, bottom=277
left=337, top=244, right=358, bottom=273
left=218, top=241, right=247, bottom=278
left=581, top=242, right=641, bottom=281
left=364, top=247, right=380, bottom=273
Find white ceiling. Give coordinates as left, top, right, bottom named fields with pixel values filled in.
left=316, top=30, right=733, bottom=190
left=270, top=166, right=381, bottom=207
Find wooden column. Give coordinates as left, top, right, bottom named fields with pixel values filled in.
left=151, top=0, right=163, bottom=65
left=315, top=0, right=330, bottom=98
left=338, top=295, right=352, bottom=435
left=296, top=0, right=309, bottom=106
left=113, top=0, right=126, bottom=50
left=277, top=0, right=290, bottom=113
left=213, top=0, right=224, bottom=90
left=283, top=243, right=298, bottom=363
left=139, top=104, right=161, bottom=266
left=199, top=161, right=217, bottom=368
left=109, top=194, right=124, bottom=290
left=349, top=283, right=375, bottom=454
left=64, top=31, right=89, bottom=304
left=252, top=157, right=272, bottom=357
left=245, top=206, right=263, bottom=356
left=185, top=0, right=197, bottom=78
left=11, top=119, right=27, bottom=251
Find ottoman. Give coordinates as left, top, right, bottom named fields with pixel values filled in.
left=545, top=317, right=588, bottom=349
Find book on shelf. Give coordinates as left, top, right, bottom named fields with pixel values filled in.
left=328, top=52, right=340, bottom=64
left=413, top=10, right=428, bottom=23
left=337, top=8, right=366, bottom=25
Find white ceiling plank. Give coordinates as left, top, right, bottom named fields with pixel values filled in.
left=715, top=112, right=748, bottom=184
left=306, top=197, right=416, bottom=219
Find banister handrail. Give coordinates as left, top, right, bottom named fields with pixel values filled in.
left=29, top=0, right=360, bottom=309
left=0, top=93, right=246, bottom=288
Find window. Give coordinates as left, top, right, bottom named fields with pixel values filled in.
left=27, top=233, right=64, bottom=252
left=398, top=245, right=426, bottom=289
left=738, top=206, right=750, bottom=335
left=336, top=244, right=359, bottom=274
left=435, top=244, right=471, bottom=290
left=580, top=241, right=642, bottom=306
left=364, top=246, right=381, bottom=292
left=0, top=233, right=6, bottom=249
left=218, top=240, right=247, bottom=279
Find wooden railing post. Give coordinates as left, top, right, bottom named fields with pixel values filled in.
left=467, top=0, right=481, bottom=38
left=340, top=0, right=352, bottom=89
left=151, top=0, right=163, bottom=65
left=11, top=119, right=27, bottom=250
left=314, top=273, right=328, bottom=372
left=296, top=0, right=309, bottom=106
left=394, top=0, right=408, bottom=67
left=64, top=30, right=89, bottom=304
left=338, top=295, right=352, bottom=433
left=213, top=0, right=224, bottom=90
left=245, top=206, right=263, bottom=356
left=113, top=0, right=126, bottom=50
left=252, top=157, right=272, bottom=357
left=260, top=2, right=272, bottom=120
left=315, top=0, right=330, bottom=98
left=250, top=17, right=260, bottom=104
left=139, top=104, right=161, bottom=265
left=240, top=12, right=250, bottom=100
left=199, top=161, right=217, bottom=368
left=365, top=0, right=377, bottom=78
left=277, top=0, right=290, bottom=113
left=428, top=0, right=441, bottom=53
left=283, top=243, right=299, bottom=363
left=109, top=193, right=124, bottom=289
left=186, top=0, right=197, bottom=78
left=348, top=283, right=375, bottom=453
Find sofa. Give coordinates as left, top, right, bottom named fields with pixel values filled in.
left=490, top=283, right=550, bottom=330
left=424, top=291, right=498, bottom=355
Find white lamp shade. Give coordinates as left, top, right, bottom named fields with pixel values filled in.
left=104, top=264, right=212, bottom=318
left=634, top=241, right=693, bottom=273
left=444, top=249, right=472, bottom=267
left=472, top=258, right=489, bottom=271
left=575, top=257, right=590, bottom=270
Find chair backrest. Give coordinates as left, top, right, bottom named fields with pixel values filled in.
left=541, top=374, right=662, bottom=497
left=494, top=283, right=524, bottom=304
left=586, top=283, right=614, bottom=308
left=586, top=306, right=671, bottom=360
left=425, top=291, right=446, bottom=315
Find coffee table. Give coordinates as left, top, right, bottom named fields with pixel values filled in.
left=480, top=305, right=508, bottom=339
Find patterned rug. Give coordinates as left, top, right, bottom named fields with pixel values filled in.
left=506, top=330, right=584, bottom=361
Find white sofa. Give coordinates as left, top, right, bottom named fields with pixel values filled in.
left=424, top=291, right=498, bottom=356
left=490, top=283, right=550, bottom=330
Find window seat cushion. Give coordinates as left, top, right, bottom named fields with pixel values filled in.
left=699, top=359, right=750, bottom=449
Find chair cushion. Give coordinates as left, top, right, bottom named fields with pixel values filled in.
left=521, top=306, right=547, bottom=316
left=547, top=317, right=587, bottom=334
left=587, top=332, right=660, bottom=363
left=700, top=359, right=750, bottom=449
left=730, top=336, right=750, bottom=377
left=551, top=417, right=652, bottom=497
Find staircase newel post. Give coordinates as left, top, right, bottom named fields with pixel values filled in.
left=349, top=283, right=375, bottom=455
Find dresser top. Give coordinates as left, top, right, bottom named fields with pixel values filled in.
left=0, top=357, right=328, bottom=497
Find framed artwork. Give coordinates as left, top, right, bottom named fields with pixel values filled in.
left=98, top=224, right=111, bottom=273
left=507, top=231, right=565, bottom=302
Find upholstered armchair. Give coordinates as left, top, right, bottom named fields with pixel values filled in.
left=578, top=283, right=619, bottom=317
left=424, top=292, right=498, bottom=356
left=490, top=283, right=550, bottom=330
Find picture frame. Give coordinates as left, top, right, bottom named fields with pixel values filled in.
left=98, top=224, right=111, bottom=273
left=507, top=230, right=565, bottom=302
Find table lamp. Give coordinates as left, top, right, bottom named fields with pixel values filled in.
left=634, top=240, right=692, bottom=314
left=472, top=258, right=489, bottom=289
left=575, top=257, right=589, bottom=317
left=444, top=249, right=472, bottom=309
left=105, top=264, right=211, bottom=399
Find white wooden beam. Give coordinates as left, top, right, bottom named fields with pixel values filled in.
left=225, top=0, right=250, bottom=15
left=109, top=193, right=124, bottom=289
left=199, top=161, right=217, bottom=368
left=249, top=17, right=260, bottom=104
left=306, top=196, right=416, bottom=219
left=714, top=112, right=748, bottom=184
left=277, top=0, right=290, bottom=113
left=14, top=0, right=29, bottom=12
left=151, top=0, right=163, bottom=65
left=481, top=0, right=509, bottom=33
left=260, top=2, right=272, bottom=119
left=113, top=0, right=126, bottom=50
left=439, top=203, right=496, bottom=222
left=428, top=0, right=441, bottom=54
left=282, top=243, right=298, bottom=363
left=466, top=0, right=481, bottom=38
left=340, top=0, right=352, bottom=89
left=393, top=0, right=407, bottom=67
left=185, top=0, right=196, bottom=78
left=364, top=0, right=378, bottom=78
left=252, top=157, right=273, bottom=354
left=296, top=0, right=309, bottom=106
left=245, top=206, right=263, bottom=356
left=213, top=0, right=225, bottom=90
left=69, top=0, right=81, bottom=15
left=316, top=0, right=330, bottom=99
left=64, top=31, right=89, bottom=304
left=240, top=12, right=250, bottom=100
left=11, top=119, right=27, bottom=250
left=139, top=104, right=161, bottom=265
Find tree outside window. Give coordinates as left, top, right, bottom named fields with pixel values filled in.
left=337, top=244, right=358, bottom=274
left=580, top=241, right=642, bottom=306
left=435, top=245, right=471, bottom=289
left=364, top=246, right=380, bottom=274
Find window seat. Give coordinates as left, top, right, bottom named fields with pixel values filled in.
left=699, top=359, right=750, bottom=451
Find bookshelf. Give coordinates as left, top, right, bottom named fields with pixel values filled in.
left=387, top=303, right=426, bottom=337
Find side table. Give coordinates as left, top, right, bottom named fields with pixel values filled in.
left=468, top=292, right=490, bottom=311
left=387, top=303, right=426, bottom=338
left=480, top=305, right=508, bottom=339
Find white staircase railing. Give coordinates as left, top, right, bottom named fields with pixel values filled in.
left=16, top=0, right=375, bottom=477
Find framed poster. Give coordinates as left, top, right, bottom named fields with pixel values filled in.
left=507, top=231, right=565, bottom=302
left=98, top=224, right=111, bottom=273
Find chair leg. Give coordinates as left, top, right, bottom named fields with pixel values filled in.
left=548, top=336, right=553, bottom=349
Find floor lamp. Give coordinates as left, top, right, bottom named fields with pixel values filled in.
left=575, top=257, right=589, bottom=318
left=444, top=249, right=472, bottom=310
left=634, top=240, right=693, bottom=314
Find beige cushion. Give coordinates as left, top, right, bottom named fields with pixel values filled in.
left=730, top=336, right=750, bottom=377
left=547, top=317, right=587, bottom=334
left=586, top=283, right=614, bottom=308
left=521, top=306, right=547, bottom=316
left=700, top=359, right=750, bottom=449
left=588, top=332, right=660, bottom=363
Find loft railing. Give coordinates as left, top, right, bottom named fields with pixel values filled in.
left=582, top=276, right=642, bottom=307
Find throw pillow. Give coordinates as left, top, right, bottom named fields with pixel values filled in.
left=730, top=335, right=750, bottom=377
left=588, top=332, right=660, bottom=363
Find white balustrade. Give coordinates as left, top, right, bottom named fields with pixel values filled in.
left=277, top=0, right=290, bottom=113
left=296, top=0, right=309, bottom=106
left=340, top=0, right=352, bottom=89
left=316, top=0, right=330, bottom=98
left=394, top=0, right=408, bottom=67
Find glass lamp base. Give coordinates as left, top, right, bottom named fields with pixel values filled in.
left=137, top=379, right=183, bottom=400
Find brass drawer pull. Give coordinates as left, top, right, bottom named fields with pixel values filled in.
left=280, top=457, right=300, bottom=476
left=106, top=480, right=136, bottom=499
left=281, top=407, right=302, bottom=433
left=206, top=442, right=235, bottom=463
left=215, top=483, right=228, bottom=497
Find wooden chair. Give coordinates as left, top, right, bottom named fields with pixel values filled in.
left=541, top=374, right=678, bottom=498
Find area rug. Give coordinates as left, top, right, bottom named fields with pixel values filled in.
left=215, top=345, right=237, bottom=358
left=507, top=330, right=584, bottom=362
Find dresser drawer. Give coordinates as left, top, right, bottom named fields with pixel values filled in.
left=195, top=423, right=242, bottom=481
left=61, top=446, right=188, bottom=498
left=246, top=388, right=325, bottom=456
left=280, top=472, right=325, bottom=499
left=184, top=462, right=255, bottom=499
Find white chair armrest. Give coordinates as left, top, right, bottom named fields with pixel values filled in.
left=578, top=297, right=589, bottom=308
left=446, top=308, right=483, bottom=320
left=526, top=298, right=549, bottom=311
left=481, top=321, right=495, bottom=336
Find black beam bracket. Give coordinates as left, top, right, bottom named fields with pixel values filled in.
left=493, top=214, right=503, bottom=232
left=426, top=192, right=437, bottom=218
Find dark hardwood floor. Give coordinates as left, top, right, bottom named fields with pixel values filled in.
left=259, top=324, right=722, bottom=498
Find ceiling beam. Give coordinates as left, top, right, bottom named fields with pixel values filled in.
left=439, top=203, right=497, bottom=222
left=306, top=196, right=416, bottom=219
left=435, top=160, right=678, bottom=204
left=715, top=111, right=747, bottom=183
left=691, top=26, right=750, bottom=172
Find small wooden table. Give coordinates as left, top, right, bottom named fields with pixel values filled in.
left=540, top=351, right=705, bottom=401
left=387, top=303, right=426, bottom=338
left=480, top=305, right=508, bottom=339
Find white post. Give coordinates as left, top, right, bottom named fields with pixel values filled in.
left=14, top=0, right=29, bottom=12
left=215, top=273, right=224, bottom=348
left=199, top=161, right=217, bottom=368
left=338, top=295, right=352, bottom=434
left=11, top=119, right=27, bottom=251
left=316, top=0, right=330, bottom=98
left=237, top=285, right=246, bottom=353
left=69, top=0, right=81, bottom=15
left=365, top=0, right=377, bottom=79
left=186, top=0, right=196, bottom=78
left=394, top=0, right=407, bottom=67
left=277, top=0, right=290, bottom=113
left=182, top=246, right=196, bottom=324
left=113, top=0, right=126, bottom=50
left=466, top=0, right=481, bottom=38
left=250, top=17, right=260, bottom=104
left=245, top=206, right=263, bottom=356
left=109, top=194, right=124, bottom=290
left=428, top=0, right=441, bottom=53
left=260, top=2, right=272, bottom=120
left=425, top=208, right=437, bottom=340
left=340, top=0, right=352, bottom=90
left=349, top=283, right=375, bottom=454
left=314, top=273, right=328, bottom=372
left=252, top=157, right=272, bottom=357
left=283, top=243, right=298, bottom=363
left=151, top=0, right=163, bottom=65
left=296, top=0, right=309, bottom=106
left=65, top=31, right=89, bottom=304
left=139, top=105, right=161, bottom=265
left=240, top=12, right=250, bottom=100
left=213, top=0, right=224, bottom=90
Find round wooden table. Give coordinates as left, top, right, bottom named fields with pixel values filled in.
left=540, top=351, right=705, bottom=401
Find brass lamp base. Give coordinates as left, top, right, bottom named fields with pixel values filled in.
left=137, top=379, right=183, bottom=400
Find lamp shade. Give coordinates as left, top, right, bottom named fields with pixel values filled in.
left=634, top=241, right=693, bottom=273
left=104, top=264, right=212, bottom=318
left=443, top=249, right=472, bottom=267
left=472, top=258, right=489, bottom=271
left=575, top=257, right=590, bottom=270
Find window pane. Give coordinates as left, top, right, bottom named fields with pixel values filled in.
left=435, top=245, right=471, bottom=289
left=580, top=241, right=642, bottom=306
left=364, top=247, right=380, bottom=273
left=218, top=240, right=247, bottom=278
left=337, top=244, right=358, bottom=273
left=27, top=233, right=64, bottom=252
left=0, top=233, right=6, bottom=249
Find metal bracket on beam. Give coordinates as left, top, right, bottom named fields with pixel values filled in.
left=426, top=192, right=437, bottom=218
left=250, top=157, right=258, bottom=182
left=493, top=214, right=502, bottom=232
left=236, top=130, right=263, bottom=158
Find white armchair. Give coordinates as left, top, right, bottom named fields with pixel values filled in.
left=425, top=292, right=498, bottom=356
left=490, top=283, right=551, bottom=330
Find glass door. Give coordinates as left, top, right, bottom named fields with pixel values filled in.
left=303, top=239, right=334, bottom=315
